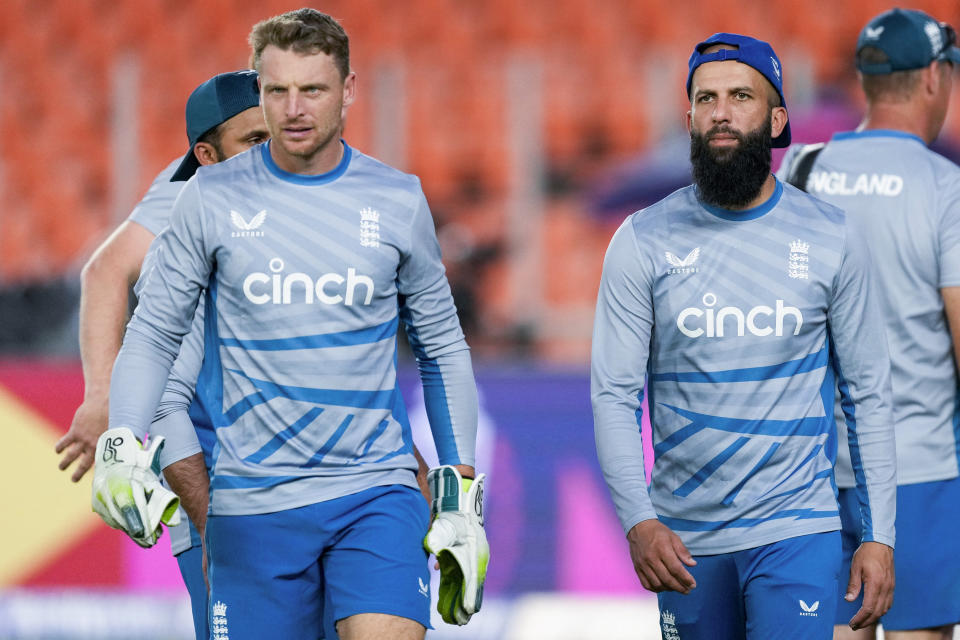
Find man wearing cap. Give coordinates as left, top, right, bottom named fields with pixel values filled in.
left=778, top=9, right=960, bottom=640
left=592, top=32, right=897, bottom=639
left=60, top=70, right=268, bottom=640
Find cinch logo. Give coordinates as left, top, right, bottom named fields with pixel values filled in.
left=242, top=258, right=375, bottom=306
left=676, top=293, right=803, bottom=338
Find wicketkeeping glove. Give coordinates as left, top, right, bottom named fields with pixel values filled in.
left=91, top=427, right=181, bottom=548
left=423, top=465, right=489, bottom=625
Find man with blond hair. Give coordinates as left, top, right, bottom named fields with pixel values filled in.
left=94, top=9, right=487, bottom=640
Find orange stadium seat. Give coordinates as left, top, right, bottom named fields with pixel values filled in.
left=4, top=0, right=960, bottom=362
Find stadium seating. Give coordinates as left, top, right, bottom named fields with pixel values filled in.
left=1, top=0, right=958, bottom=359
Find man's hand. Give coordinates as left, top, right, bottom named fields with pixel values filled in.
left=56, top=397, right=109, bottom=482
left=627, top=519, right=697, bottom=594
left=846, top=541, right=894, bottom=630
left=91, top=427, right=181, bottom=548
left=423, top=465, right=488, bottom=625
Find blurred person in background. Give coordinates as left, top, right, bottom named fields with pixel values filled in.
left=778, top=9, right=960, bottom=640
left=592, top=32, right=897, bottom=639
left=100, top=9, right=486, bottom=640
left=58, top=69, right=269, bottom=640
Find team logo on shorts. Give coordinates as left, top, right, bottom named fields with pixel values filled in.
left=661, top=610, right=680, bottom=639
left=665, top=247, right=700, bottom=275
left=799, top=599, right=820, bottom=617
left=230, top=209, right=267, bottom=238
left=212, top=600, right=230, bottom=639
left=788, top=240, right=809, bottom=280
left=360, top=207, right=380, bottom=247
left=419, top=576, right=429, bottom=598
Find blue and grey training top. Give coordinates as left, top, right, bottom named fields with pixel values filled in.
left=124, top=158, right=202, bottom=555
left=591, top=178, right=897, bottom=555
left=127, top=159, right=181, bottom=235
left=778, top=130, right=960, bottom=487
left=112, top=141, right=478, bottom=516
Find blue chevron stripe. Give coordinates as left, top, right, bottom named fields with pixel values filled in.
left=301, top=414, right=354, bottom=468
left=220, top=316, right=398, bottom=351
left=721, top=442, right=782, bottom=506
left=655, top=404, right=828, bottom=458
left=652, top=346, right=827, bottom=383
left=244, top=407, right=324, bottom=464
left=673, top=437, right=750, bottom=497
left=659, top=508, right=838, bottom=531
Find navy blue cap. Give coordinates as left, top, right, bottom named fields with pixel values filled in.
left=686, top=33, right=790, bottom=148
left=171, top=70, right=261, bottom=181
left=856, top=8, right=960, bottom=75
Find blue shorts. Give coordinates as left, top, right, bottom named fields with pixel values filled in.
left=175, top=544, right=208, bottom=640
left=658, top=532, right=841, bottom=640
left=206, top=484, right=431, bottom=640
left=836, top=476, right=960, bottom=630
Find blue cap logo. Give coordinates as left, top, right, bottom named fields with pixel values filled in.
left=856, top=9, right=960, bottom=74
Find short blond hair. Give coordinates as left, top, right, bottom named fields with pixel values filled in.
left=249, top=8, right=350, bottom=79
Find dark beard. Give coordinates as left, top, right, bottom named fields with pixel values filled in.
left=690, top=116, right=772, bottom=209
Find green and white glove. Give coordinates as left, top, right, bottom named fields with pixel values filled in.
left=423, top=465, right=489, bottom=625
left=91, top=427, right=181, bottom=548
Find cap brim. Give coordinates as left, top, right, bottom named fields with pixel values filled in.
left=944, top=46, right=960, bottom=65
left=170, top=148, right=201, bottom=182
left=772, top=121, right=791, bottom=149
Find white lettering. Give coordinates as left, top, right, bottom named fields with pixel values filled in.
left=746, top=305, right=773, bottom=336
left=676, top=293, right=803, bottom=339
left=242, top=273, right=270, bottom=305
left=345, top=268, right=375, bottom=306
left=808, top=171, right=904, bottom=197
left=316, top=273, right=345, bottom=305
left=282, top=273, right=314, bottom=304
left=776, top=300, right=803, bottom=336
left=677, top=308, right=704, bottom=338
left=715, top=307, right=745, bottom=337
left=243, top=258, right=374, bottom=306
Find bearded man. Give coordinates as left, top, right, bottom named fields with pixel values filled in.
left=591, top=33, right=897, bottom=640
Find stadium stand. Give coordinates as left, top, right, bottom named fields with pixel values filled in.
left=1, top=0, right=958, bottom=359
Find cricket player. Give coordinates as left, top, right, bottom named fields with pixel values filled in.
left=778, top=9, right=960, bottom=639
left=92, top=9, right=487, bottom=640
left=592, top=33, right=897, bottom=639
left=61, top=69, right=268, bottom=640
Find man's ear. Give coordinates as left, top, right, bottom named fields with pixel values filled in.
left=770, top=106, right=788, bottom=140
left=193, top=142, right=219, bottom=166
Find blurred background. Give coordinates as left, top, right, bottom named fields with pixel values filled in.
left=3, top=0, right=959, bottom=638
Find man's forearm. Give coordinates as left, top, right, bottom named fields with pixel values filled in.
left=78, top=260, right=132, bottom=400
left=163, top=453, right=209, bottom=534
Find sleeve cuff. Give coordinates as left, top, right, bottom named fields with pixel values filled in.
left=150, top=410, right=202, bottom=469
